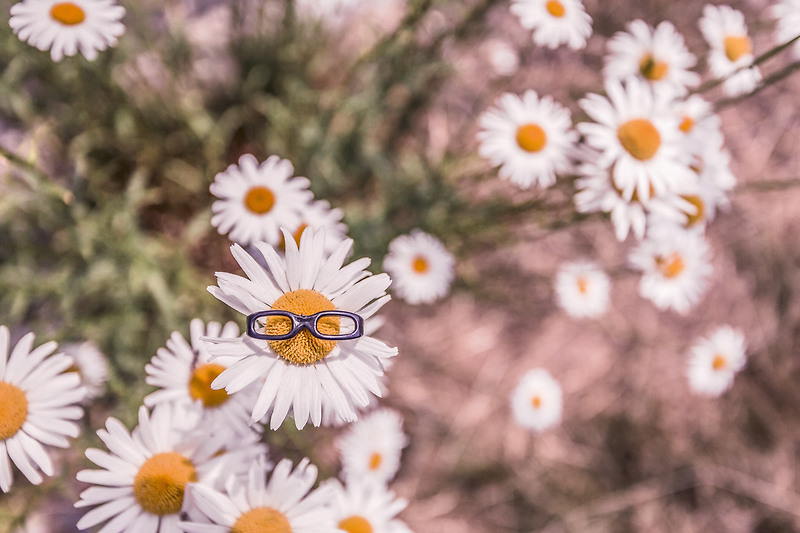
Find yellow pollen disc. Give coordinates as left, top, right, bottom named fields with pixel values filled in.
left=712, top=354, right=727, bottom=371
left=531, top=395, right=542, bottom=408
left=545, top=0, right=566, bottom=18
left=617, top=119, right=661, bottom=161
left=244, top=186, right=276, bottom=215
left=639, top=54, right=669, bottom=81
left=232, top=506, right=292, bottom=533
left=576, top=277, right=589, bottom=294
left=681, top=195, right=705, bottom=227
left=133, top=452, right=197, bottom=516
left=0, top=382, right=28, bottom=440
left=368, top=452, right=383, bottom=471
left=656, top=254, right=685, bottom=279
left=267, top=289, right=339, bottom=365
left=724, top=35, right=752, bottom=62
left=188, top=363, right=229, bottom=408
left=679, top=116, right=695, bottom=134
left=50, top=2, right=85, bottom=25
left=412, top=256, right=429, bottom=273
left=515, top=123, right=548, bottom=153
left=339, top=516, right=374, bottom=533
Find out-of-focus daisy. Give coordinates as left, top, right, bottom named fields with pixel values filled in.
left=337, top=408, right=408, bottom=485
left=482, top=38, right=520, bottom=77
left=210, top=154, right=313, bottom=247
left=178, top=457, right=337, bottom=533
left=670, top=94, right=722, bottom=148
left=553, top=260, right=610, bottom=318
left=76, top=404, right=248, bottom=532
left=281, top=199, right=349, bottom=255
left=144, top=319, right=257, bottom=436
left=699, top=4, right=762, bottom=97
left=9, top=0, right=126, bottom=62
left=382, top=229, right=455, bottom=305
left=687, top=325, right=746, bottom=396
left=604, top=20, right=700, bottom=98
left=510, top=368, right=563, bottom=433
left=628, top=224, right=713, bottom=314
left=578, top=77, right=694, bottom=203
left=510, top=0, right=592, bottom=50
left=772, top=0, right=800, bottom=59
left=328, top=478, right=412, bottom=533
left=206, top=228, right=397, bottom=430
left=0, top=327, right=85, bottom=492
left=61, top=340, right=108, bottom=402
left=477, top=90, right=577, bottom=189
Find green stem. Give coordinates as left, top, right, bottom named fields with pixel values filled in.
left=714, top=60, right=800, bottom=111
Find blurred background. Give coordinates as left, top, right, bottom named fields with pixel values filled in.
left=0, top=0, right=799, bottom=531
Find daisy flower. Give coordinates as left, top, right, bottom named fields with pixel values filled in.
left=9, top=0, right=126, bottom=62
left=178, top=457, right=337, bottom=533
left=578, top=77, right=694, bottom=203
left=553, top=260, right=610, bottom=318
left=337, top=408, right=408, bottom=485
left=327, top=478, right=412, bottom=533
left=281, top=199, right=349, bottom=255
left=510, top=0, right=592, bottom=50
left=510, top=368, right=563, bottom=433
left=382, top=229, right=455, bottom=305
left=687, top=325, right=746, bottom=396
left=206, top=228, right=397, bottom=430
left=0, top=327, right=86, bottom=492
left=772, top=0, right=800, bottom=60
left=628, top=223, right=713, bottom=314
left=210, top=154, right=314, bottom=247
left=699, top=4, right=762, bottom=97
left=61, top=340, right=108, bottom=401
left=144, top=319, right=257, bottom=437
left=477, top=90, right=577, bottom=189
left=75, top=403, right=252, bottom=533
left=670, top=94, right=722, bottom=149
left=604, top=20, right=700, bottom=98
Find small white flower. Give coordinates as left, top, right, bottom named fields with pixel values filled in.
left=0, top=327, right=86, bottom=492
left=383, top=229, right=455, bottom=305
left=699, top=4, right=762, bottom=97
left=554, top=260, right=610, bottom=318
left=178, top=457, right=337, bottom=533
left=510, top=368, right=563, bottom=433
left=771, top=0, right=800, bottom=60
left=510, top=0, right=592, bottom=50
left=10, top=0, right=125, bottom=61
left=280, top=199, right=349, bottom=255
left=578, top=77, right=694, bottom=203
left=483, top=38, right=520, bottom=77
left=477, top=90, right=577, bottom=189
left=337, top=408, right=409, bottom=485
left=327, top=477, right=412, bottom=533
left=687, top=325, right=746, bottom=396
left=60, top=340, right=108, bottom=401
left=210, top=154, right=314, bottom=247
left=604, top=19, right=700, bottom=98
left=628, top=224, right=713, bottom=314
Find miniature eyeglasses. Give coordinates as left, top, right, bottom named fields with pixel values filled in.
left=246, top=310, right=364, bottom=341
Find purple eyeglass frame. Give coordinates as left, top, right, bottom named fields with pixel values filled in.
left=246, top=310, right=365, bottom=341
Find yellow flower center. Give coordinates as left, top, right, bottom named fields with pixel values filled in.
left=267, top=289, right=340, bottom=365
left=724, top=35, right=752, bottom=62
left=639, top=54, right=669, bottom=81
left=655, top=253, right=685, bottom=279
left=531, top=395, right=542, bottom=408
left=515, top=123, right=548, bottom=153
left=412, top=256, right=429, bottom=273
left=617, top=119, right=661, bottom=161
left=712, top=354, right=727, bottom=371
left=244, top=186, right=276, bottom=215
left=50, top=2, right=86, bottom=25
left=133, top=452, right=197, bottom=516
left=0, top=382, right=28, bottom=440
left=545, top=0, right=566, bottom=18
left=679, top=116, right=695, bottom=134
left=576, top=277, right=589, bottom=294
left=681, top=195, right=705, bottom=227
left=188, top=363, right=230, bottom=408
left=339, top=516, right=374, bottom=533
left=368, top=452, right=383, bottom=471
left=232, top=506, right=292, bottom=533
